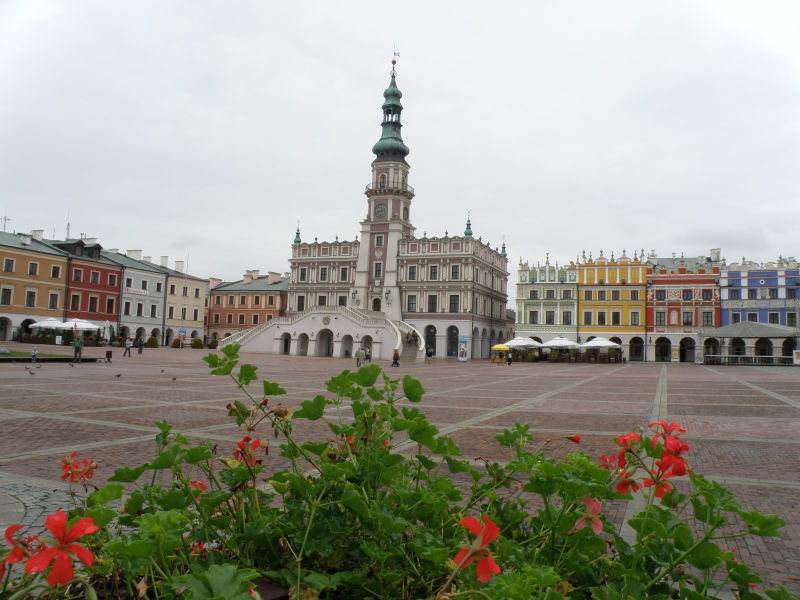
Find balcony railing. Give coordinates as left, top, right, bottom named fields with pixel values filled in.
left=365, top=182, right=414, bottom=194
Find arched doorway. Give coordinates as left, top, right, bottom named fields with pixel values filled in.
left=655, top=337, right=671, bottom=362
left=21, top=319, right=35, bottom=336
left=212, top=332, right=219, bottom=340
left=629, top=337, right=644, bottom=361
left=424, top=325, right=436, bottom=356
left=121, top=326, right=131, bottom=340
left=679, top=337, right=695, bottom=363
left=190, top=330, right=199, bottom=339
left=296, top=334, right=309, bottom=356
left=754, top=338, right=772, bottom=359
left=0, top=317, right=11, bottom=341
left=729, top=338, right=745, bottom=356
left=472, top=327, right=479, bottom=359
left=151, top=328, right=160, bottom=341
left=361, top=335, right=373, bottom=357
left=610, top=337, right=622, bottom=345
left=316, top=329, right=333, bottom=357
left=446, top=326, right=459, bottom=357
left=164, top=328, right=173, bottom=344
left=135, top=327, right=146, bottom=340
left=704, top=338, right=719, bottom=363
left=481, top=328, right=489, bottom=358
left=372, top=298, right=382, bottom=311
left=782, top=337, right=796, bottom=357
left=280, top=333, right=291, bottom=354
left=340, top=335, right=354, bottom=358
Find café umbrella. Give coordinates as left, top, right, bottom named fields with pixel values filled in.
left=541, top=336, right=581, bottom=349
left=581, top=337, right=621, bottom=349
left=62, top=319, right=100, bottom=331
left=491, top=343, right=511, bottom=352
left=29, top=318, right=68, bottom=329
left=505, top=336, right=543, bottom=348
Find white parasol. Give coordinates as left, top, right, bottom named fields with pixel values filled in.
left=581, top=337, right=621, bottom=349
left=541, top=336, right=581, bottom=349
left=505, top=336, right=543, bottom=348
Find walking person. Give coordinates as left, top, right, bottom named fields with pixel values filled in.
left=365, top=348, right=371, bottom=363
left=506, top=351, right=513, bottom=366
left=425, top=346, right=433, bottom=364
left=31, top=346, right=38, bottom=363
left=137, top=337, right=144, bottom=355
left=73, top=336, right=83, bottom=363
left=391, top=348, right=400, bottom=367
left=355, top=347, right=365, bottom=368
left=123, top=337, right=133, bottom=357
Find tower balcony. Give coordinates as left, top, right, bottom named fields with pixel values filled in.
left=365, top=182, right=414, bottom=196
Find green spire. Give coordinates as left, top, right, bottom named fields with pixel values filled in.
left=372, top=59, right=410, bottom=162
left=293, top=225, right=301, bottom=245
left=464, top=215, right=473, bottom=238
left=501, top=241, right=507, bottom=258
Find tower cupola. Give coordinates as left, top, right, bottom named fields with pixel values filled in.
left=372, top=59, right=410, bottom=162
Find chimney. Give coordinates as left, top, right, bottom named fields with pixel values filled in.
left=160, top=255, right=169, bottom=267
left=251, top=269, right=260, bottom=279
left=243, top=270, right=253, bottom=284
left=174, top=260, right=184, bottom=273
left=83, top=237, right=97, bottom=245
left=30, top=229, right=44, bottom=241
left=268, top=271, right=281, bottom=284
left=127, top=249, right=143, bottom=260
left=208, top=277, right=222, bottom=290
left=143, top=255, right=151, bottom=263
left=18, top=233, right=31, bottom=245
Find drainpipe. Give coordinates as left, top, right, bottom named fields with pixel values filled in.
left=161, top=276, right=168, bottom=346
left=117, top=265, right=124, bottom=340
left=63, top=256, right=71, bottom=322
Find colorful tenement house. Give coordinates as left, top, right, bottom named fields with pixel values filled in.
left=157, top=258, right=209, bottom=346
left=645, top=249, right=722, bottom=363
left=514, top=255, right=578, bottom=342
left=0, top=230, right=69, bottom=341
left=576, top=250, right=647, bottom=360
left=225, top=60, right=511, bottom=360
left=207, top=271, right=289, bottom=342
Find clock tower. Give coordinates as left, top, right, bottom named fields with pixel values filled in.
left=352, top=59, right=415, bottom=319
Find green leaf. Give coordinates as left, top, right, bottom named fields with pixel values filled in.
left=157, top=488, right=192, bottom=510
left=86, top=483, right=125, bottom=507
left=236, top=363, right=258, bottom=386
left=402, top=375, right=424, bottom=402
left=183, top=444, right=213, bottom=464
left=299, top=440, right=330, bottom=455
left=294, top=394, right=328, bottom=420
left=86, top=507, right=116, bottom=528
left=197, top=491, right=233, bottom=516
left=263, top=380, right=287, bottom=396
left=149, top=445, right=181, bottom=470
left=103, top=539, right=154, bottom=573
left=352, top=363, right=381, bottom=387
left=108, top=465, right=147, bottom=483
left=686, top=540, right=723, bottom=569
left=171, top=564, right=258, bottom=600
left=738, top=510, right=785, bottom=537
left=220, top=343, right=241, bottom=360
left=341, top=483, right=369, bottom=514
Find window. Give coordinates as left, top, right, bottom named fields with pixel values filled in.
left=28, top=262, right=38, bottom=276
left=655, top=290, right=665, bottom=301
left=318, top=296, right=326, bottom=306
left=768, top=312, right=779, bottom=324
left=88, top=296, right=99, bottom=312
left=611, top=290, right=620, bottom=301
left=168, top=306, right=174, bottom=319
left=338, top=295, right=347, bottom=306
left=408, top=266, right=416, bottom=281
left=529, top=310, right=538, bottom=324
left=141, top=280, right=148, bottom=291
left=181, top=307, right=187, bottom=320
left=374, top=263, right=382, bottom=278
left=702, top=312, right=713, bottom=326
left=268, top=295, right=274, bottom=305
left=375, top=235, right=384, bottom=247
left=788, top=313, right=797, bottom=327
left=612, top=311, right=621, bottom=326
left=252, top=314, right=259, bottom=325
left=2, top=259, right=13, bottom=272
left=214, top=296, right=221, bottom=305
left=340, top=267, right=348, bottom=281
left=193, top=308, right=199, bottom=321
left=597, top=290, right=606, bottom=301
left=238, top=314, right=245, bottom=325
left=769, top=288, right=778, bottom=299
left=682, top=311, right=693, bottom=326
left=240, top=296, right=247, bottom=306
left=297, top=296, right=305, bottom=311
left=194, top=288, right=200, bottom=298
left=429, top=265, right=438, bottom=281
left=630, top=290, right=639, bottom=301
left=226, top=314, right=233, bottom=324
left=427, top=295, right=437, bottom=312
left=546, top=289, right=555, bottom=299
left=562, top=289, right=572, bottom=299
left=451, top=265, right=460, bottom=280
left=25, top=290, right=36, bottom=308
left=702, top=290, right=712, bottom=301
left=747, top=313, right=758, bottom=322
left=299, top=268, right=307, bottom=282
left=125, top=278, right=132, bottom=287
left=151, top=305, right=157, bottom=318
left=319, top=268, right=327, bottom=282
left=228, top=296, right=234, bottom=305
left=545, top=310, right=555, bottom=325
left=583, top=311, right=592, bottom=325
left=788, top=288, right=797, bottom=299
left=731, top=313, right=741, bottom=324
left=597, top=312, right=606, bottom=325
left=156, top=282, right=163, bottom=293
left=182, top=286, right=188, bottom=297
left=73, top=269, right=83, bottom=282
left=106, top=298, right=114, bottom=314
left=449, top=295, right=459, bottom=313
left=51, top=265, right=61, bottom=278
left=124, top=302, right=131, bottom=315
left=630, top=311, right=640, bottom=326
left=70, top=294, right=80, bottom=310
left=655, top=312, right=666, bottom=326
left=748, top=289, right=757, bottom=300
left=213, top=314, right=220, bottom=324
left=109, top=274, right=117, bottom=287
left=407, top=294, right=417, bottom=312
left=48, top=292, right=59, bottom=309
left=169, top=284, right=176, bottom=295
left=530, top=290, right=538, bottom=299
left=563, top=311, right=572, bottom=325
left=584, top=290, right=592, bottom=301
left=136, top=303, right=143, bottom=317
left=682, top=290, right=692, bottom=301
left=729, top=289, right=740, bottom=300
left=254, top=296, right=260, bottom=305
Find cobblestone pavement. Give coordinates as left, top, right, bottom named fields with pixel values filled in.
left=1, top=342, right=799, bottom=591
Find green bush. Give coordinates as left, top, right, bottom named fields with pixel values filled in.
left=191, top=338, right=203, bottom=349
left=145, top=335, right=159, bottom=348
left=170, top=337, right=183, bottom=348
left=207, top=338, right=219, bottom=349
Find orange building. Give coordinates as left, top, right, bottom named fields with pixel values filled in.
left=207, top=271, right=289, bottom=341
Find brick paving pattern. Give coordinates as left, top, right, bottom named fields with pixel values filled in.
left=0, top=343, right=798, bottom=592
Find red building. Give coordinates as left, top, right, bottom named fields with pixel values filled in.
left=645, top=250, right=722, bottom=362
left=207, top=271, right=289, bottom=341
left=49, top=239, right=122, bottom=330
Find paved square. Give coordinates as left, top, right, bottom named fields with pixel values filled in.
left=1, top=343, right=798, bottom=592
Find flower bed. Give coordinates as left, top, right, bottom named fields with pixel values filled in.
left=1, top=344, right=796, bottom=599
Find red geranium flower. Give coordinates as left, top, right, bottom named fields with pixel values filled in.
left=453, top=515, right=501, bottom=583
left=572, top=497, right=603, bottom=534
left=1, top=524, right=26, bottom=580
left=233, top=437, right=262, bottom=467
left=615, top=470, right=640, bottom=496
left=24, top=511, right=98, bottom=586
left=598, top=454, right=617, bottom=470
left=189, top=480, right=208, bottom=500
left=649, top=421, right=686, bottom=449
left=643, top=470, right=673, bottom=498
left=567, top=435, right=581, bottom=444
left=60, top=452, right=97, bottom=484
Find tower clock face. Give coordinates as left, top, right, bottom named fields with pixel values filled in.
left=374, top=204, right=387, bottom=218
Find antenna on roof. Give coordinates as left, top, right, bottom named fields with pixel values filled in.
left=66, top=209, right=71, bottom=239
left=0, top=214, right=10, bottom=232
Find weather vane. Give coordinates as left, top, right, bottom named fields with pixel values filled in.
left=391, top=47, right=400, bottom=76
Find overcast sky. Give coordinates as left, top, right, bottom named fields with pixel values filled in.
left=2, top=1, right=799, bottom=296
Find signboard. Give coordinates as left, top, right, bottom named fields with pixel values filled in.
left=458, top=336, right=468, bottom=362
left=794, top=350, right=800, bottom=365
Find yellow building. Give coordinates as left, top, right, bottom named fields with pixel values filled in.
left=0, top=231, right=68, bottom=340
left=577, top=250, right=647, bottom=361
